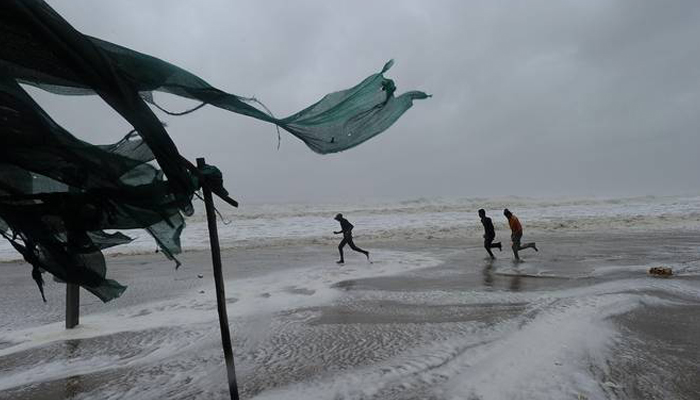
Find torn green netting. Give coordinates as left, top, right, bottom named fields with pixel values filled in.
left=0, top=75, right=189, bottom=301
left=0, top=2, right=429, bottom=155
left=0, top=0, right=429, bottom=302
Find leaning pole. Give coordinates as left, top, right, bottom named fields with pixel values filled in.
left=197, top=157, right=240, bottom=400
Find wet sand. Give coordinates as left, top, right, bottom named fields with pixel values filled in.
left=1, top=230, right=699, bottom=399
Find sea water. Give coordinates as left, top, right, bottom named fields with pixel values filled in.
left=1, top=195, right=700, bottom=399
left=3, top=194, right=698, bottom=261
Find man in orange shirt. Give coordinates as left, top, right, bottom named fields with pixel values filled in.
left=503, top=209, right=538, bottom=260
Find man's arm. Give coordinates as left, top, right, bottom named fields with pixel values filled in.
left=334, top=226, right=351, bottom=234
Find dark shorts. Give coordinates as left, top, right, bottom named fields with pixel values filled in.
left=340, top=231, right=354, bottom=247
left=512, top=232, right=522, bottom=248
left=484, top=234, right=495, bottom=247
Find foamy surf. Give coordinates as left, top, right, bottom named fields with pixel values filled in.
left=2, top=228, right=700, bottom=399
left=2, top=195, right=700, bottom=262
left=0, top=250, right=440, bottom=393
left=247, top=279, right=695, bottom=400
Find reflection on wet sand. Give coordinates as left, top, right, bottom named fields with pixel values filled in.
left=482, top=261, right=494, bottom=288
left=482, top=260, right=522, bottom=292
left=2, top=232, right=700, bottom=399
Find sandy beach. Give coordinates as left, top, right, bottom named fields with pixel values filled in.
left=5, top=0, right=700, bottom=397
left=4, top=0, right=700, bottom=398
left=1, top=227, right=699, bottom=400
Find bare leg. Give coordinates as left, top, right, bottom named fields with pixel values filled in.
left=337, top=237, right=348, bottom=264
left=348, top=238, right=370, bottom=260
left=511, top=233, right=536, bottom=259
left=518, top=242, right=538, bottom=252
left=485, top=237, right=501, bottom=258
left=484, top=238, right=495, bottom=259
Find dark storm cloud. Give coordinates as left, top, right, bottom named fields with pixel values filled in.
left=35, top=0, right=700, bottom=202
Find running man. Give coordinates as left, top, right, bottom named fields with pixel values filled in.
left=503, top=209, right=538, bottom=260
left=479, top=209, right=502, bottom=259
left=334, top=213, right=370, bottom=264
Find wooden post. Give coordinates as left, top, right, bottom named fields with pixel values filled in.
left=66, top=284, right=79, bottom=329
left=197, top=157, right=240, bottom=400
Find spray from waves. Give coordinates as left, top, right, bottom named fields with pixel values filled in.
left=211, top=195, right=700, bottom=221
left=1, top=195, right=700, bottom=262
left=110, top=211, right=700, bottom=259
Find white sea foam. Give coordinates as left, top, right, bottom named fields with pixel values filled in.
left=2, top=251, right=699, bottom=398
left=2, top=195, right=700, bottom=399
left=0, top=250, right=441, bottom=392
left=247, top=278, right=698, bottom=400
left=2, top=195, right=700, bottom=261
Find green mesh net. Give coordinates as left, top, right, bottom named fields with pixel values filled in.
left=0, top=0, right=429, bottom=302
left=0, top=75, right=188, bottom=301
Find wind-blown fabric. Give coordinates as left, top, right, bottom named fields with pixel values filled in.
left=0, top=2, right=429, bottom=155
left=0, top=76, right=185, bottom=301
left=0, top=0, right=429, bottom=302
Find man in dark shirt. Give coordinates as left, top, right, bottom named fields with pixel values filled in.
left=479, top=209, right=502, bottom=259
left=334, top=213, right=370, bottom=264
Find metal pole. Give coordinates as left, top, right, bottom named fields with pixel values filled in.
left=66, top=185, right=80, bottom=330
left=66, top=283, right=79, bottom=329
left=197, top=157, right=240, bottom=400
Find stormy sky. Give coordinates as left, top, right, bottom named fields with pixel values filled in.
left=36, top=0, right=700, bottom=203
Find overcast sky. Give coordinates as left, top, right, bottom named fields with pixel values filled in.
left=35, top=0, right=700, bottom=203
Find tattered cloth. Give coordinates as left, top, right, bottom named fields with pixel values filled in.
left=0, top=0, right=429, bottom=302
